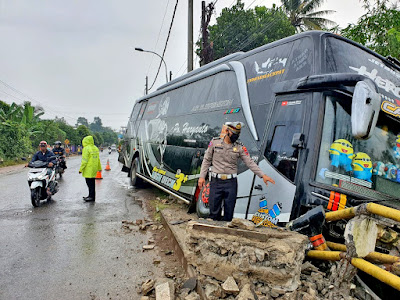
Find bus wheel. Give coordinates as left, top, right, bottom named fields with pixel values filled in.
left=130, top=157, right=142, bottom=187
left=196, top=182, right=210, bottom=218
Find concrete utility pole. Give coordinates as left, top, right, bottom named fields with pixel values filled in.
left=145, top=76, right=148, bottom=95
left=200, top=1, right=215, bottom=66
left=188, top=0, right=193, bottom=72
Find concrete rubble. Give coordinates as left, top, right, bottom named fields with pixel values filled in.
left=136, top=200, right=400, bottom=300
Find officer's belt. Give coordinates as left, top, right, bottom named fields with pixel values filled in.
left=210, top=172, right=237, bottom=180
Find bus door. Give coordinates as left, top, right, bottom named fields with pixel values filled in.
left=246, top=94, right=309, bottom=224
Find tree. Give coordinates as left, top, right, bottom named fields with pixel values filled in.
left=89, top=116, right=103, bottom=133
left=76, top=117, right=89, bottom=127
left=341, top=0, right=400, bottom=59
left=93, top=132, right=104, bottom=146
left=281, top=0, right=336, bottom=32
left=197, top=1, right=295, bottom=61
left=76, top=125, right=91, bottom=145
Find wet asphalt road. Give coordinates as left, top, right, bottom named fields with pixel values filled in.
left=0, top=152, right=158, bottom=300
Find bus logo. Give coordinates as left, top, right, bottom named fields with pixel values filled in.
left=381, top=101, right=400, bottom=118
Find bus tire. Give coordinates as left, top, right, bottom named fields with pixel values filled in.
left=130, top=157, right=142, bottom=187
left=196, top=182, right=210, bottom=218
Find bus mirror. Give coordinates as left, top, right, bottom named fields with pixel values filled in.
left=291, top=133, right=304, bottom=148
left=351, top=81, right=380, bottom=140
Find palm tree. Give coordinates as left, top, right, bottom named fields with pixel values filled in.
left=281, top=0, right=336, bottom=32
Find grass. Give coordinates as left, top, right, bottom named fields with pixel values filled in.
left=0, top=159, right=26, bottom=168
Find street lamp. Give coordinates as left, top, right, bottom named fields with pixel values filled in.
left=134, top=47, right=168, bottom=83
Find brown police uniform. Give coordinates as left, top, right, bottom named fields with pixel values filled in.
left=200, top=136, right=265, bottom=221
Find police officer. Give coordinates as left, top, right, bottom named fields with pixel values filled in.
left=198, top=122, right=275, bottom=221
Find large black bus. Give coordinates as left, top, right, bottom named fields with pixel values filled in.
left=120, top=31, right=400, bottom=228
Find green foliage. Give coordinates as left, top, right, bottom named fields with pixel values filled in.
left=0, top=121, right=32, bottom=159
left=89, top=116, right=103, bottom=132
left=76, top=116, right=89, bottom=127
left=31, top=120, right=66, bottom=147
left=93, top=132, right=104, bottom=146
left=341, top=0, right=400, bottom=59
left=281, top=0, right=336, bottom=32
left=76, top=125, right=92, bottom=145
left=0, top=101, right=120, bottom=161
left=198, top=1, right=295, bottom=60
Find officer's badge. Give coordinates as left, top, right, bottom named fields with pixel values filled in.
left=233, top=147, right=238, bottom=152
left=236, top=123, right=241, bottom=130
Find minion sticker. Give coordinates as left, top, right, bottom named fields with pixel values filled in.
left=393, top=134, right=400, bottom=159
left=329, top=139, right=354, bottom=172
left=352, top=152, right=373, bottom=182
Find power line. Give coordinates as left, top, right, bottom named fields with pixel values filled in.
left=148, top=0, right=179, bottom=91
left=0, top=80, right=76, bottom=121
left=146, top=0, right=171, bottom=77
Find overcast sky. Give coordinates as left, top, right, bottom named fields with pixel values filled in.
left=0, top=0, right=367, bottom=130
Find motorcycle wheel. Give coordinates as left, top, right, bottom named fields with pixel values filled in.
left=31, top=187, right=41, bottom=207
left=196, top=182, right=210, bottom=218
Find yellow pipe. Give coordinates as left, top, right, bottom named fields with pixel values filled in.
left=325, top=203, right=400, bottom=223
left=352, top=258, right=400, bottom=291
left=307, top=251, right=400, bottom=291
left=367, top=203, right=400, bottom=223
left=307, top=250, right=341, bottom=261
left=325, top=207, right=355, bottom=222
left=326, top=242, right=400, bottom=264
left=326, top=241, right=347, bottom=252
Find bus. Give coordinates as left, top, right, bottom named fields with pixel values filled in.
left=119, top=31, right=400, bottom=231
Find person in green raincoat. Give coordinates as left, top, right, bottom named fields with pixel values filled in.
left=79, top=136, right=102, bottom=201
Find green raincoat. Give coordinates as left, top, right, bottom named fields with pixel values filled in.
left=79, top=136, right=102, bottom=178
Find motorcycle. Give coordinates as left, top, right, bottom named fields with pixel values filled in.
left=55, top=156, right=66, bottom=178
left=27, top=159, right=59, bottom=207
left=108, top=148, right=112, bottom=155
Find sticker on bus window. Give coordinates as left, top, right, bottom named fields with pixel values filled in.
left=282, top=100, right=301, bottom=106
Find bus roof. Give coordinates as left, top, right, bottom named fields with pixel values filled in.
left=135, top=31, right=400, bottom=104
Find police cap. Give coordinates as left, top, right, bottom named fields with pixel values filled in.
left=225, top=121, right=244, bottom=134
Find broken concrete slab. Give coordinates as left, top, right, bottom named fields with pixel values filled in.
left=155, top=281, right=175, bottom=300
left=141, top=279, right=155, bottom=295
left=184, top=291, right=200, bottom=300
left=143, top=244, right=155, bottom=250
left=221, top=276, right=239, bottom=295
left=344, top=216, right=378, bottom=257
left=186, top=221, right=308, bottom=291
left=235, top=283, right=257, bottom=300
left=228, top=218, right=256, bottom=231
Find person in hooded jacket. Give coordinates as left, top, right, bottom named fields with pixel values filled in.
left=79, top=136, right=102, bottom=201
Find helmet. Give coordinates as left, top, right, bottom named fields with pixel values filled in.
left=224, top=122, right=244, bottom=134
left=54, top=141, right=62, bottom=146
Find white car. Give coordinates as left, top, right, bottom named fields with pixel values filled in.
left=111, top=144, right=117, bottom=152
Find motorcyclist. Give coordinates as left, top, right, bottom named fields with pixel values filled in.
left=52, top=141, right=67, bottom=169
left=29, top=141, right=57, bottom=172
left=108, top=146, right=111, bottom=154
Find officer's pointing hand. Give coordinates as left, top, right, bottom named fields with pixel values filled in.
left=198, top=177, right=205, bottom=189
left=262, top=175, right=275, bottom=186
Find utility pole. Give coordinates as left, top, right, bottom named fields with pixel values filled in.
left=200, top=1, right=215, bottom=66
left=145, top=76, right=148, bottom=95
left=188, top=0, right=193, bottom=72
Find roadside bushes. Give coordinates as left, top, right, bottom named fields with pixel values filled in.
left=0, top=121, right=32, bottom=160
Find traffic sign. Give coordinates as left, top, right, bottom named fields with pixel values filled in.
left=64, top=139, right=70, bottom=145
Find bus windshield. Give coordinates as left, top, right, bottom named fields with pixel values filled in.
left=316, top=94, right=400, bottom=200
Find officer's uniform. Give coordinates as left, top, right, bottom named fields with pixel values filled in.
left=199, top=124, right=265, bottom=221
